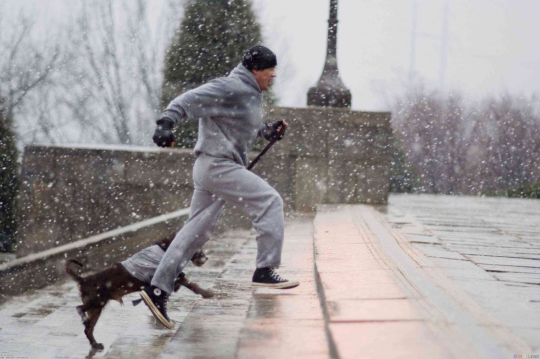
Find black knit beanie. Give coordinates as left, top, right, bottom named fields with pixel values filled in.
left=242, top=45, right=277, bottom=71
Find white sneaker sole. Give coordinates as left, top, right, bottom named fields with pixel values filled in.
left=252, top=280, right=300, bottom=289
left=139, top=290, right=174, bottom=329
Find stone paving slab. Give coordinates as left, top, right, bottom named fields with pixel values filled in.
left=465, top=255, right=540, bottom=267
left=494, top=272, right=540, bottom=285
left=327, top=298, right=422, bottom=322
left=445, top=246, right=540, bottom=259
left=413, top=244, right=469, bottom=260
left=321, top=271, right=406, bottom=301
left=478, top=264, right=540, bottom=274
left=329, top=322, right=451, bottom=359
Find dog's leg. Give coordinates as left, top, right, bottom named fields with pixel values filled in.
left=84, top=307, right=104, bottom=350
left=76, top=304, right=89, bottom=324
left=178, top=276, right=215, bottom=298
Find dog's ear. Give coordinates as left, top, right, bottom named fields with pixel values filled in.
left=155, top=233, right=174, bottom=251
left=156, top=233, right=177, bottom=251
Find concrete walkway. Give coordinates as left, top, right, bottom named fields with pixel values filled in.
left=1, top=195, right=539, bottom=358
left=384, top=194, right=540, bottom=356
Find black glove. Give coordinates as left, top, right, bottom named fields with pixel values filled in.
left=153, top=118, right=176, bottom=147
left=262, top=120, right=287, bottom=141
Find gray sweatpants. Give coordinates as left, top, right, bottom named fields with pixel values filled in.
left=151, top=153, right=284, bottom=294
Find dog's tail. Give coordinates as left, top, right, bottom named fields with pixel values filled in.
left=65, top=259, right=85, bottom=284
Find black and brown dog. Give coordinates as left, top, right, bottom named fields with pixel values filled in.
left=66, top=234, right=213, bottom=349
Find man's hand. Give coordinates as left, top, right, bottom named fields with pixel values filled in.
left=153, top=118, right=176, bottom=147
left=263, top=120, right=288, bottom=141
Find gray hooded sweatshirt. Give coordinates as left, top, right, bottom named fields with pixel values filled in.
left=162, top=64, right=267, bottom=167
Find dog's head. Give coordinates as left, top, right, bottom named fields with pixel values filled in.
left=156, top=233, right=208, bottom=266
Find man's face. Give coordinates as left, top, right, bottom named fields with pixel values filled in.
left=252, top=67, right=276, bottom=91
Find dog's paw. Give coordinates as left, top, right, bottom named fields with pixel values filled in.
left=92, top=343, right=104, bottom=350
left=202, top=290, right=215, bottom=298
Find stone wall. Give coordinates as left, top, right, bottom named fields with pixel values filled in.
left=264, top=106, right=392, bottom=211
left=16, top=145, right=196, bottom=257
left=16, top=106, right=392, bottom=256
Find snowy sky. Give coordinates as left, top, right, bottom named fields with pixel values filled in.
left=4, top=0, right=540, bottom=111
left=253, top=0, right=540, bottom=110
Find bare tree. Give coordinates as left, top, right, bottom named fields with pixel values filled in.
left=54, top=0, right=176, bottom=145
left=467, top=95, right=540, bottom=194
left=0, top=8, right=61, bottom=128
left=390, top=82, right=540, bottom=196
left=11, top=0, right=177, bottom=147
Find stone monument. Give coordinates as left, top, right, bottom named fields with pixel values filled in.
left=307, top=0, right=352, bottom=108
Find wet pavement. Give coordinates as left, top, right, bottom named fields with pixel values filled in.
left=0, top=229, right=251, bottom=359
left=160, top=215, right=328, bottom=359
left=235, top=218, right=328, bottom=359
left=383, top=194, right=540, bottom=355
left=1, top=195, right=539, bottom=358
left=315, top=204, right=460, bottom=358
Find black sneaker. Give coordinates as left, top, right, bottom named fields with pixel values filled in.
left=139, top=286, right=173, bottom=329
left=252, top=268, right=299, bottom=289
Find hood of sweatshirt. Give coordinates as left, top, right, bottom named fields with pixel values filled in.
left=228, top=64, right=262, bottom=93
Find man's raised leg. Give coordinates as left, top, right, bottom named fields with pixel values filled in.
left=141, top=186, right=225, bottom=328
